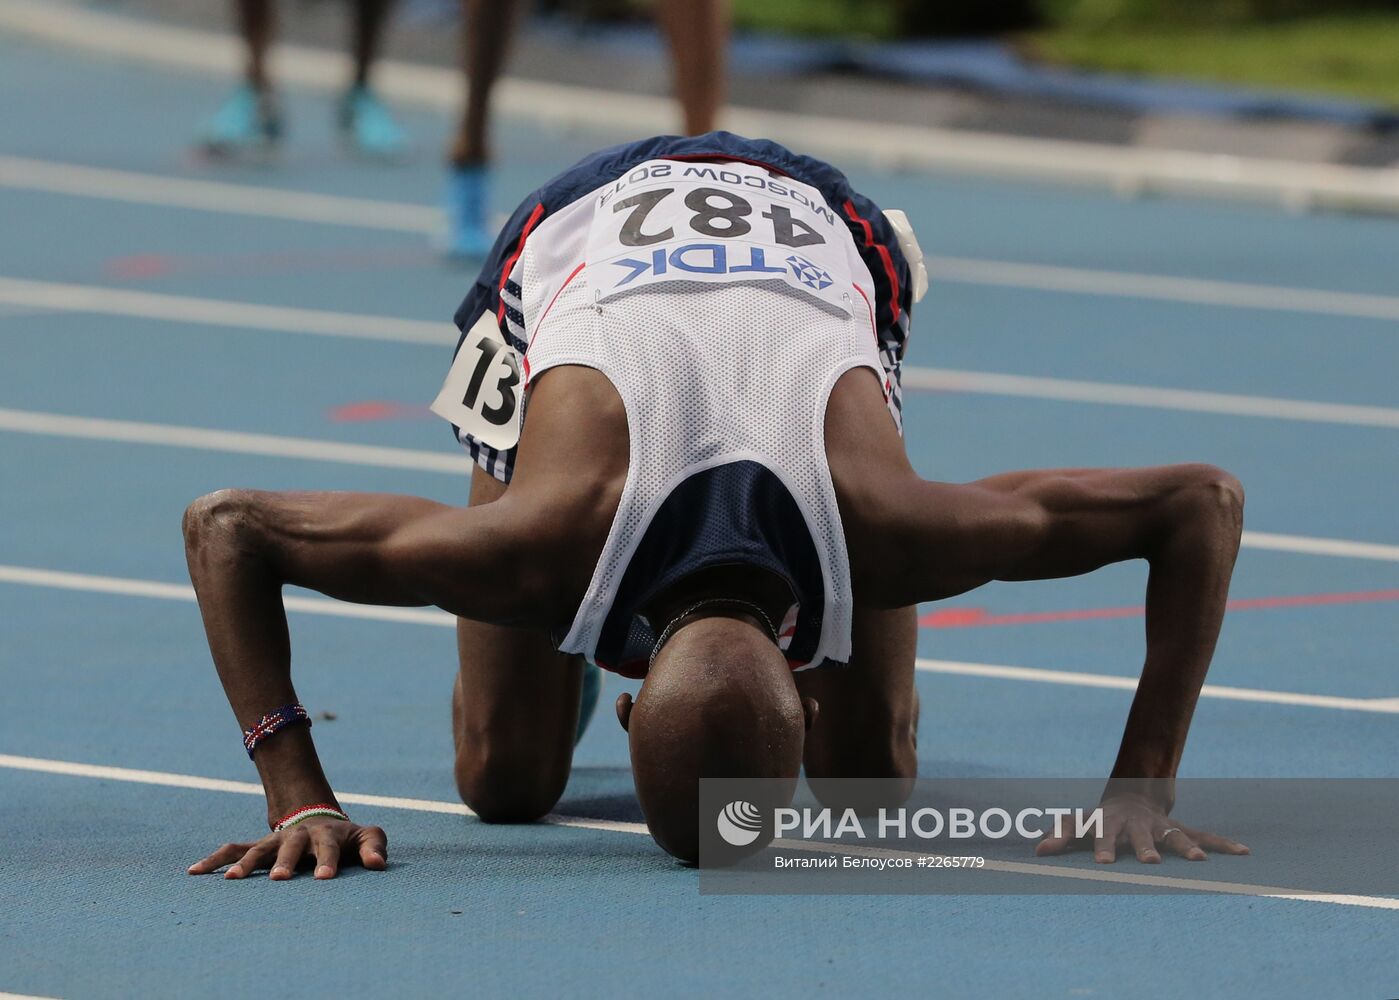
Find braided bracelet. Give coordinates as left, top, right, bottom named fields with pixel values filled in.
left=242, top=702, right=311, bottom=759
left=273, top=803, right=350, bottom=832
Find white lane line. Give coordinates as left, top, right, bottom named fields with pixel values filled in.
left=6, top=159, right=1399, bottom=327
left=0, top=155, right=441, bottom=234
left=543, top=815, right=649, bottom=836
left=914, top=660, right=1399, bottom=713
left=4, top=273, right=1398, bottom=431
left=0, top=752, right=472, bottom=815
left=903, top=369, right=1399, bottom=429
left=0, top=408, right=467, bottom=474
left=925, top=256, right=1399, bottom=324
left=1241, top=531, right=1399, bottom=561
left=4, top=564, right=1396, bottom=711
left=6, top=0, right=1399, bottom=213
left=0, top=565, right=457, bottom=626
left=775, top=839, right=1399, bottom=910
left=0, top=993, right=64, bottom=1000
left=2, top=752, right=1393, bottom=908
left=4, top=410, right=1399, bottom=562
left=0, top=277, right=451, bottom=344
left=0, top=302, right=53, bottom=318
left=6, top=407, right=1399, bottom=562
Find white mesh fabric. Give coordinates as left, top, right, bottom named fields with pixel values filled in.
left=520, top=252, right=889, bottom=668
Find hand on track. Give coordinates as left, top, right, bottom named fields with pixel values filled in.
left=187, top=819, right=387, bottom=880
left=1035, top=793, right=1249, bottom=864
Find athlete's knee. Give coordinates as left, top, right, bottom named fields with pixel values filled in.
left=451, top=644, right=576, bottom=821
left=806, top=762, right=916, bottom=816
left=807, top=743, right=916, bottom=785
left=454, top=740, right=567, bottom=823
left=806, top=721, right=917, bottom=785
left=804, top=689, right=918, bottom=811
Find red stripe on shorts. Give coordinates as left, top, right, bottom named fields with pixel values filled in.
left=843, top=199, right=901, bottom=324
left=497, top=202, right=546, bottom=323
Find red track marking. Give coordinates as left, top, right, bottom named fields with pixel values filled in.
left=921, top=608, right=991, bottom=627
left=328, top=401, right=433, bottom=422
left=104, top=253, right=175, bottom=279
left=918, top=588, right=1399, bottom=629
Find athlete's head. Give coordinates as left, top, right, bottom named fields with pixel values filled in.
left=615, top=604, right=818, bottom=864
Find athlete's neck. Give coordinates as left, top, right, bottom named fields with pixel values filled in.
left=643, top=563, right=793, bottom=641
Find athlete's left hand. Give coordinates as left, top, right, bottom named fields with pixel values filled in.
left=1034, top=792, right=1249, bottom=864
left=186, top=818, right=388, bottom=880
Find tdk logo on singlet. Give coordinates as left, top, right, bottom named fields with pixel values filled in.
left=610, top=243, right=789, bottom=287
left=785, top=255, right=833, bottom=291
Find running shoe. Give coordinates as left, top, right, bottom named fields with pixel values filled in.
left=197, top=85, right=282, bottom=156
left=444, top=163, right=495, bottom=259
left=339, top=85, right=409, bottom=159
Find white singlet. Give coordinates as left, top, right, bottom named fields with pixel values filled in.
left=514, top=159, right=896, bottom=669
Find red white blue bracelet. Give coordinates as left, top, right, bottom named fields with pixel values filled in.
left=273, top=803, right=350, bottom=832
left=242, top=703, right=311, bottom=759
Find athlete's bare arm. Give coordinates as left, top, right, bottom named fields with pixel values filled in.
left=180, top=489, right=529, bottom=880
left=183, top=368, right=627, bottom=880
left=827, top=369, right=1250, bottom=864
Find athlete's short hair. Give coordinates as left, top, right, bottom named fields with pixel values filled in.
left=618, top=611, right=809, bottom=864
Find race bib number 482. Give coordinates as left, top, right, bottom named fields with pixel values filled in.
left=585, top=160, right=855, bottom=315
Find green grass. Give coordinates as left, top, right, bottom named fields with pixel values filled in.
left=729, top=0, right=899, bottom=41
left=724, top=1, right=1399, bottom=108
left=1025, top=13, right=1399, bottom=107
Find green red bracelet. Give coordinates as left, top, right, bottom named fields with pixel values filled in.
left=273, top=803, right=349, bottom=832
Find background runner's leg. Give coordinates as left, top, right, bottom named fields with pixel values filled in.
left=452, top=469, right=585, bottom=822
left=234, top=0, right=274, bottom=91
left=197, top=0, right=281, bottom=153
left=657, top=0, right=728, bottom=135
left=444, top=0, right=524, bottom=256
left=450, top=0, right=521, bottom=168
left=349, top=0, right=395, bottom=90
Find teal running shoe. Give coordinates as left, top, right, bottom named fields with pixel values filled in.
left=197, top=85, right=282, bottom=156
left=444, top=164, right=495, bottom=259
left=339, top=85, right=408, bottom=159
left=575, top=660, right=603, bottom=746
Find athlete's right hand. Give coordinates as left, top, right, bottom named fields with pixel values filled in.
left=186, top=819, right=388, bottom=880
